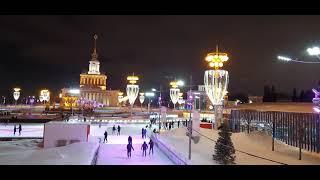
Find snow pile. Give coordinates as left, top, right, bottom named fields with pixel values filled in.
left=159, top=128, right=320, bottom=165
left=0, top=142, right=99, bottom=165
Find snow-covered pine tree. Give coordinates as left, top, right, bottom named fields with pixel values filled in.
left=213, top=122, right=236, bottom=165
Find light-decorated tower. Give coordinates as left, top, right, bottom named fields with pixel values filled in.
left=78, top=34, right=118, bottom=107
left=126, top=74, right=139, bottom=116
left=204, top=45, right=230, bottom=129
left=169, top=81, right=180, bottom=109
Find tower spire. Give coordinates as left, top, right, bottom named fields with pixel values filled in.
left=91, top=34, right=98, bottom=61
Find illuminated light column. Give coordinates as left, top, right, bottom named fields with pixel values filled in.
left=13, top=88, right=21, bottom=106
left=126, top=74, right=139, bottom=117
left=139, top=92, right=145, bottom=111
left=178, top=92, right=183, bottom=109
left=204, top=45, right=229, bottom=129
left=39, top=89, right=50, bottom=104
left=169, top=81, right=180, bottom=109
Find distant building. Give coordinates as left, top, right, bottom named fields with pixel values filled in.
left=79, top=34, right=119, bottom=107
left=248, top=95, right=263, bottom=103
left=60, top=34, right=119, bottom=108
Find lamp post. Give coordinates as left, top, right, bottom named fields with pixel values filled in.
left=204, top=46, right=230, bottom=129
left=139, top=92, right=145, bottom=111
left=178, top=92, right=183, bottom=110
left=13, top=88, right=21, bottom=107
left=145, top=92, right=155, bottom=114
left=169, top=81, right=181, bottom=110
left=126, top=74, right=139, bottom=117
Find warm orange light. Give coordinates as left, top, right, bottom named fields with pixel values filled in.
left=127, top=75, right=139, bottom=84
left=170, top=81, right=179, bottom=88
left=205, top=45, right=229, bottom=70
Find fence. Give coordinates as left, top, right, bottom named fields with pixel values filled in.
left=230, top=109, right=320, bottom=153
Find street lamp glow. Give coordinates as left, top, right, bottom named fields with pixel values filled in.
left=13, top=88, right=21, bottom=102
left=205, top=45, right=229, bottom=69
left=39, top=89, right=50, bottom=102
left=145, top=92, right=155, bottom=97
left=307, top=47, right=320, bottom=56
left=277, top=55, right=292, bottom=61
left=69, top=89, right=80, bottom=94
left=151, top=88, right=157, bottom=92
left=177, top=80, right=184, bottom=86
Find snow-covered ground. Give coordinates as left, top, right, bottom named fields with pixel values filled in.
left=0, top=140, right=99, bottom=165
left=158, top=127, right=320, bottom=165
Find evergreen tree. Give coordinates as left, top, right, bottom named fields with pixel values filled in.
left=292, top=88, right=297, bottom=102
left=299, top=90, right=305, bottom=102
left=213, top=122, right=236, bottom=165
left=263, top=85, right=271, bottom=102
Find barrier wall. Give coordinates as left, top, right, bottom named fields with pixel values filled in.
left=150, top=134, right=191, bottom=165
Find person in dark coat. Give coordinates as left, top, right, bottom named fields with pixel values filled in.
left=18, top=124, right=22, bottom=135
left=128, top=136, right=132, bottom=144
left=112, top=125, right=116, bottom=135
left=127, top=143, right=134, bottom=158
left=165, top=122, right=168, bottom=129
left=143, top=128, right=147, bottom=139
left=178, top=120, right=180, bottom=128
left=149, top=139, right=154, bottom=155
left=141, top=128, right=144, bottom=138
left=141, top=141, right=148, bottom=157
left=13, top=125, right=16, bottom=135
left=104, top=131, right=108, bottom=143
left=172, top=121, right=174, bottom=128
left=117, top=125, right=121, bottom=136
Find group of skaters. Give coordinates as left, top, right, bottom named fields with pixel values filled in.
left=103, top=125, right=121, bottom=143
left=13, top=124, right=22, bottom=136
left=127, top=136, right=154, bottom=158
left=141, top=127, right=147, bottom=139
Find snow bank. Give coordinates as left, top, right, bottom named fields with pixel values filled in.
left=0, top=142, right=99, bottom=165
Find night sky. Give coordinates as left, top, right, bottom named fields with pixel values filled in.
left=1, top=15, right=320, bottom=101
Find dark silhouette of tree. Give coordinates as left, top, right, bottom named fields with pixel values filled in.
left=271, top=85, right=277, bottom=102
left=263, top=85, right=271, bottom=102
left=292, top=88, right=297, bottom=102
left=213, top=122, right=236, bottom=165
left=299, top=90, right=305, bottom=102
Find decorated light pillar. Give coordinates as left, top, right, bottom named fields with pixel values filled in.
left=126, top=74, right=139, bottom=117
left=204, top=46, right=230, bottom=129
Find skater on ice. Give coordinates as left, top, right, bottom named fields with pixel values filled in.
left=128, top=135, right=132, bottom=144
left=127, top=142, right=134, bottom=158
left=149, top=139, right=154, bottom=155
left=141, top=128, right=144, bottom=138
left=112, top=125, right=116, bottom=135
left=141, top=141, right=148, bottom=157
left=104, top=130, right=108, bottom=143
left=13, top=124, right=16, bottom=135
left=117, top=125, right=121, bottom=136
left=18, top=124, right=22, bottom=135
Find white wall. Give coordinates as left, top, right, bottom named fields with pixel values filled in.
left=43, top=123, right=90, bottom=148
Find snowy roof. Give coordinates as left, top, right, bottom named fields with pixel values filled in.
left=46, top=121, right=90, bottom=125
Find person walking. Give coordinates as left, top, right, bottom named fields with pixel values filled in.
left=99, top=120, right=102, bottom=128
left=149, top=139, right=154, bottom=155
left=141, top=128, right=144, bottom=138
left=104, top=130, right=108, bottom=143
left=18, top=124, right=22, bottom=136
left=117, top=125, right=121, bottom=136
left=169, top=123, right=172, bottom=130
left=143, top=128, right=147, bottom=139
left=172, top=121, right=174, bottom=128
left=178, top=120, right=180, bottom=128
left=128, top=136, right=132, bottom=144
left=112, top=125, right=116, bottom=135
left=127, top=142, right=134, bottom=158
left=141, top=141, right=148, bottom=157
left=13, top=125, right=16, bottom=135
left=165, top=122, right=168, bottom=130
